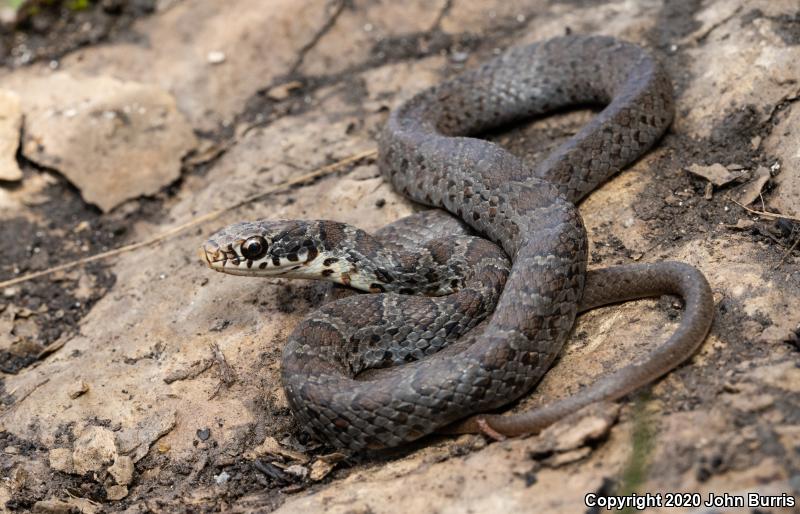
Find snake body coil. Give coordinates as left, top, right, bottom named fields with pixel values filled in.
left=201, top=35, right=713, bottom=451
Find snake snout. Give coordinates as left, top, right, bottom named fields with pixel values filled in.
left=198, top=242, right=223, bottom=268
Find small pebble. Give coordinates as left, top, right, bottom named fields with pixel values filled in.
left=450, top=51, right=469, bottom=63
left=68, top=380, right=90, bottom=399
left=207, top=51, right=226, bottom=64
left=285, top=464, right=309, bottom=479
left=197, top=428, right=211, bottom=441
left=106, top=484, right=128, bottom=501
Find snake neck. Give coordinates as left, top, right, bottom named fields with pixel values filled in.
left=306, top=221, right=467, bottom=295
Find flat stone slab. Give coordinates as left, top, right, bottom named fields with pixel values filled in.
left=0, top=89, right=22, bottom=182
left=765, top=99, right=800, bottom=217
left=12, top=72, right=196, bottom=212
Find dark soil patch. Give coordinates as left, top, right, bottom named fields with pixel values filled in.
left=770, top=12, right=800, bottom=46
left=236, top=28, right=483, bottom=132
left=0, top=430, right=93, bottom=510
left=0, top=0, right=156, bottom=68
left=736, top=4, right=800, bottom=47
left=0, top=161, right=177, bottom=374
left=0, top=199, right=117, bottom=374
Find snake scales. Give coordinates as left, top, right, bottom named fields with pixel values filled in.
left=201, top=35, right=714, bottom=451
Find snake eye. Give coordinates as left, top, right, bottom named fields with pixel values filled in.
left=241, top=236, right=268, bottom=260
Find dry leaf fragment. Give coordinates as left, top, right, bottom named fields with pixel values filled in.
left=310, top=452, right=347, bottom=481
left=243, top=436, right=309, bottom=463
left=734, top=166, right=770, bottom=206
left=686, top=163, right=739, bottom=186
left=726, top=219, right=756, bottom=230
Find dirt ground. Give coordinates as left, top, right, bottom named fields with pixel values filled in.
left=0, top=0, right=799, bottom=512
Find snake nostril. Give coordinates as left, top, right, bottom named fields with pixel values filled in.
left=198, top=243, right=223, bottom=266
left=197, top=246, right=210, bottom=265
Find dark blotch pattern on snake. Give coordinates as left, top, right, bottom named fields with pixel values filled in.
left=201, top=35, right=714, bottom=451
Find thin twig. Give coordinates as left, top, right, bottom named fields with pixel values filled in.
left=775, top=237, right=800, bottom=269
left=162, top=358, right=214, bottom=384
left=0, top=149, right=378, bottom=290
left=731, top=201, right=800, bottom=223
left=210, top=342, right=236, bottom=387
left=1, top=378, right=50, bottom=415
left=209, top=341, right=237, bottom=400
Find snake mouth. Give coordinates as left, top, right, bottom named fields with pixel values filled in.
left=198, top=242, right=238, bottom=271
left=198, top=245, right=213, bottom=266
left=199, top=239, right=319, bottom=278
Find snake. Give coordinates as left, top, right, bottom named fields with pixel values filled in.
left=200, top=35, right=714, bottom=451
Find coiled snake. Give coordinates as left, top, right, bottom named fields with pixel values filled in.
left=200, top=36, right=714, bottom=451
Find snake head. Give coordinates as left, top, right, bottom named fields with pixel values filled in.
left=199, top=220, right=324, bottom=278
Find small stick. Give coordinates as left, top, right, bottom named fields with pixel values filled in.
left=1, top=378, right=50, bottom=414
left=732, top=201, right=800, bottom=223
left=775, top=237, right=800, bottom=269
left=210, top=342, right=236, bottom=387
left=208, top=342, right=237, bottom=400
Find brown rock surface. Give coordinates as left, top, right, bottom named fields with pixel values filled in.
left=107, top=456, right=134, bottom=486
left=57, top=0, right=351, bottom=131
left=0, top=0, right=798, bottom=512
left=1, top=72, right=197, bottom=212
left=71, top=426, right=117, bottom=475
left=765, top=103, right=800, bottom=217
left=0, top=89, right=22, bottom=181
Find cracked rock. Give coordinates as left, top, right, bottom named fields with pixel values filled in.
left=48, top=448, right=74, bottom=474
left=107, top=455, right=134, bottom=486
left=765, top=100, right=800, bottom=217
left=529, top=402, right=620, bottom=458
left=0, top=89, right=22, bottom=181
left=13, top=72, right=197, bottom=212
left=72, top=426, right=118, bottom=475
left=115, top=406, right=177, bottom=462
left=105, top=484, right=128, bottom=501
left=32, top=497, right=100, bottom=514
